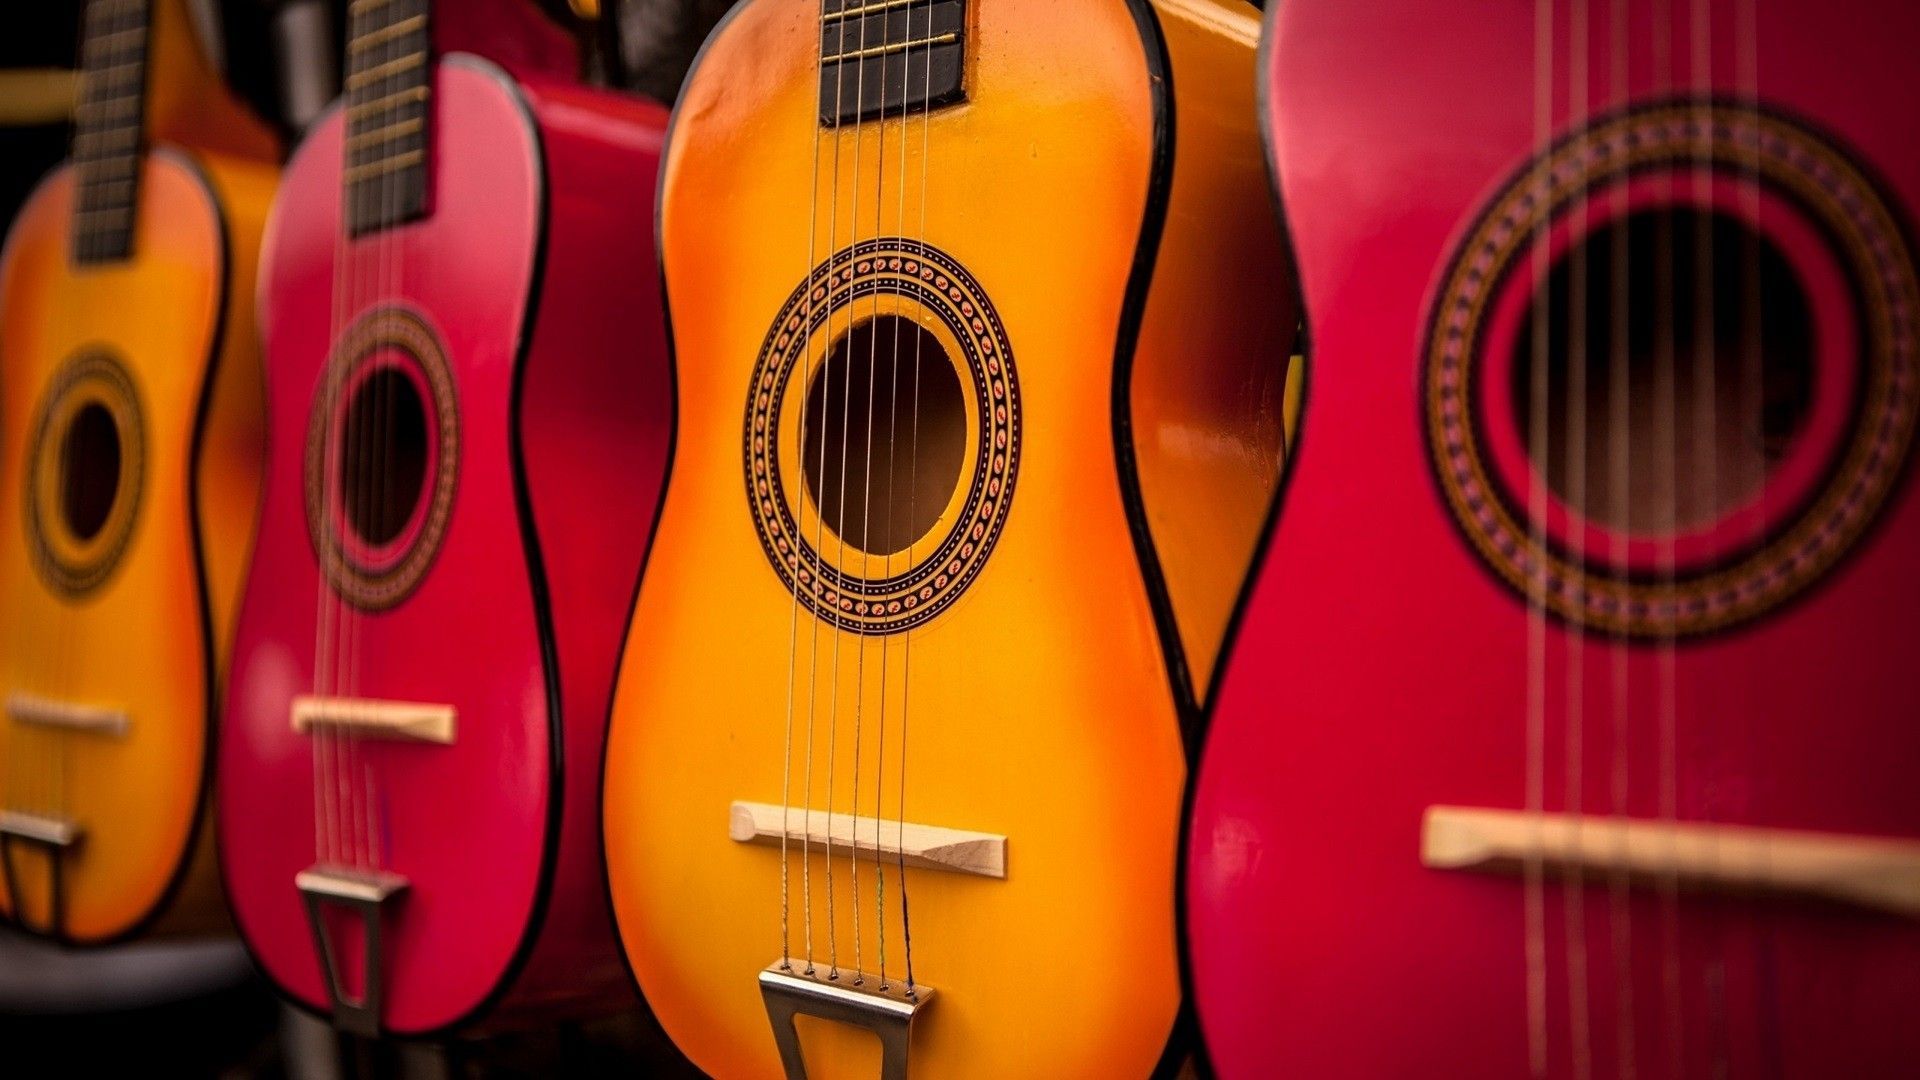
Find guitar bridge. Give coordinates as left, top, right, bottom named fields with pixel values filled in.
left=1422, top=805, right=1920, bottom=918
left=760, top=958, right=934, bottom=1079
left=0, top=809, right=83, bottom=938
left=296, top=866, right=409, bottom=1036
left=7, top=692, right=130, bottom=738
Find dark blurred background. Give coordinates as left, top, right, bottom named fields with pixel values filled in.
left=0, top=0, right=737, bottom=224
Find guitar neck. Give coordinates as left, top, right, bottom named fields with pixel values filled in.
left=818, top=0, right=967, bottom=128
left=343, top=0, right=434, bottom=236
left=70, top=0, right=153, bottom=266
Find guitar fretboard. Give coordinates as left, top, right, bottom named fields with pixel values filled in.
left=819, top=0, right=966, bottom=127
left=342, top=0, right=432, bottom=236
left=70, top=0, right=153, bottom=266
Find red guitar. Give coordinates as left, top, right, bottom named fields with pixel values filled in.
left=218, top=0, right=670, bottom=1036
left=1190, top=0, right=1920, bottom=1075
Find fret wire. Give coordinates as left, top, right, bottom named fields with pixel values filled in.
left=345, top=51, right=425, bottom=91
left=342, top=149, right=424, bottom=183
left=83, top=60, right=146, bottom=86
left=345, top=117, right=423, bottom=151
left=821, top=0, right=925, bottom=22
left=347, top=0, right=400, bottom=15
left=823, top=0, right=920, bottom=22
left=74, top=127, right=139, bottom=149
left=77, top=172, right=137, bottom=192
left=345, top=85, right=429, bottom=121
left=822, top=32, right=956, bottom=65
left=80, top=47, right=145, bottom=74
left=74, top=206, right=135, bottom=221
left=87, top=26, right=146, bottom=51
left=80, top=1, right=146, bottom=50
left=74, top=95, right=140, bottom=120
left=350, top=14, right=426, bottom=51
left=76, top=180, right=137, bottom=202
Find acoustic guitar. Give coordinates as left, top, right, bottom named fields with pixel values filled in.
left=1190, top=0, right=1920, bottom=1075
left=602, top=0, right=1296, bottom=1075
left=217, top=0, right=671, bottom=1036
left=0, top=0, right=277, bottom=945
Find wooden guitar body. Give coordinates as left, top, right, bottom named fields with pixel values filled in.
left=1190, top=1, right=1920, bottom=1075
left=0, top=0, right=274, bottom=945
left=219, top=55, right=670, bottom=1034
left=603, top=0, right=1293, bottom=1075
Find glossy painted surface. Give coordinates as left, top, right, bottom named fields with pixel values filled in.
left=1191, top=1, right=1920, bottom=1075
left=1132, top=0, right=1299, bottom=704
left=602, top=0, right=1192, bottom=1075
left=0, top=0, right=274, bottom=944
left=220, top=58, right=668, bottom=1034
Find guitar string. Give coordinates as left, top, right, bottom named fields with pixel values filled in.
left=39, top=0, right=102, bottom=842
left=45, top=0, right=125, bottom=891
left=846, top=0, right=900, bottom=984
left=1687, top=0, right=1732, bottom=1068
left=39, top=0, right=89, bottom=856
left=822, top=0, right=882, bottom=982
left=334, top=0, right=389, bottom=875
left=898, top=0, right=939, bottom=997
left=33, top=0, right=110, bottom=868
left=1604, top=0, right=1637, bottom=1072
left=345, top=0, right=390, bottom=875
left=1650, top=0, right=1685, bottom=1071
left=778, top=0, right=832, bottom=973
left=326, top=0, right=358, bottom=875
left=29, top=0, right=122, bottom=862
left=873, top=2, right=928, bottom=991
left=346, top=0, right=382, bottom=875
left=316, top=0, right=363, bottom=875
left=379, top=0, right=422, bottom=871
left=1525, top=0, right=1554, bottom=1072
left=802, top=0, right=858, bottom=977
left=361, top=0, right=416, bottom=872
left=1563, top=7, right=1595, bottom=1077
left=1735, top=0, right=1774, bottom=1064
left=780, top=0, right=836, bottom=973
left=338, top=0, right=372, bottom=874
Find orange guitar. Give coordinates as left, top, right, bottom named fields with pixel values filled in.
left=0, top=0, right=277, bottom=943
left=601, top=0, right=1296, bottom=1075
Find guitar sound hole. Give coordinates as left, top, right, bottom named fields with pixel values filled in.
left=340, top=368, right=429, bottom=548
left=802, top=315, right=967, bottom=558
left=1514, top=208, right=1815, bottom=534
left=60, top=402, right=120, bottom=541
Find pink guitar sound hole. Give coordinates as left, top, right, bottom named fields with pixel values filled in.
left=1498, top=205, right=1826, bottom=558
left=335, top=359, right=433, bottom=557
left=304, top=307, right=460, bottom=611
left=1423, top=102, right=1920, bottom=637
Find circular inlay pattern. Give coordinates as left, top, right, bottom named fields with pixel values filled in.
left=744, top=238, right=1021, bottom=636
left=24, top=350, right=145, bottom=598
left=1424, top=100, right=1920, bottom=637
left=305, top=308, right=459, bottom=611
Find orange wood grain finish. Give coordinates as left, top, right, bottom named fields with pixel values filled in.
left=1131, top=0, right=1300, bottom=702
left=0, top=0, right=272, bottom=942
left=603, top=0, right=1206, bottom=1075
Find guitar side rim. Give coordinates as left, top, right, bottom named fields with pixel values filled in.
left=1164, top=0, right=1316, bottom=1068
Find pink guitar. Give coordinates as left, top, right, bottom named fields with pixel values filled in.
left=1190, top=0, right=1920, bottom=1075
left=218, top=0, right=670, bottom=1036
